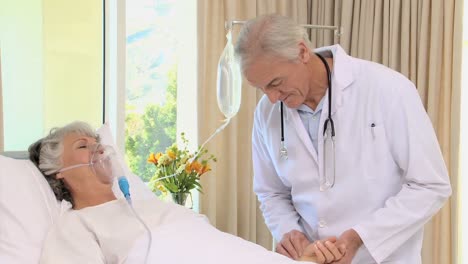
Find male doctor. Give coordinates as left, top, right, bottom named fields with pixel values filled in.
left=235, top=14, right=452, bottom=264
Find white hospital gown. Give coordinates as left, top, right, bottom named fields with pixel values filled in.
left=39, top=198, right=304, bottom=264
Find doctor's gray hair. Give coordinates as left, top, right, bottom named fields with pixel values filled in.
left=28, top=121, right=100, bottom=203
left=234, top=14, right=313, bottom=73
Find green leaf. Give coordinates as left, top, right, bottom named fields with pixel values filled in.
left=165, top=182, right=179, bottom=193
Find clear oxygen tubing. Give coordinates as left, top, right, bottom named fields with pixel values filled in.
left=148, top=26, right=238, bottom=182
left=154, top=117, right=232, bottom=182
left=126, top=118, right=233, bottom=258
left=118, top=176, right=152, bottom=264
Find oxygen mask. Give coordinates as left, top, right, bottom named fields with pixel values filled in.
left=58, top=143, right=124, bottom=184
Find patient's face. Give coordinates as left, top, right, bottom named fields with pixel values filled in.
left=59, top=133, right=105, bottom=183
left=62, top=133, right=97, bottom=167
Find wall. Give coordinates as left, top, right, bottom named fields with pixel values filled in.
left=42, top=0, right=102, bottom=130
left=0, top=0, right=102, bottom=150
left=0, top=0, right=44, bottom=150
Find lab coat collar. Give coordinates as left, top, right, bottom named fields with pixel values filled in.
left=314, top=44, right=354, bottom=115
left=285, top=45, right=355, bottom=161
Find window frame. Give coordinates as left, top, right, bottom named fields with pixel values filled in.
left=104, top=0, right=199, bottom=210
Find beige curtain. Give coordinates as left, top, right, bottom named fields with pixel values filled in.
left=306, top=0, right=339, bottom=48
left=330, top=0, right=462, bottom=263
left=0, top=48, right=4, bottom=152
left=197, top=0, right=308, bottom=249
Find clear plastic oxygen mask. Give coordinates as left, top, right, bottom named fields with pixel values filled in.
left=217, top=29, right=241, bottom=119
left=184, top=28, right=241, bottom=162
left=58, top=143, right=124, bottom=183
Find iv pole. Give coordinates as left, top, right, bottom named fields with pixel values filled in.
left=225, top=20, right=343, bottom=38
left=195, top=19, right=343, bottom=172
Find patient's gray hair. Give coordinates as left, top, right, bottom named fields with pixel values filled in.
left=234, top=14, right=313, bottom=74
left=28, top=121, right=100, bottom=204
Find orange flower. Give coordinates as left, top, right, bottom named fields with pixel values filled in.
left=199, top=164, right=211, bottom=175
left=147, top=132, right=217, bottom=196
left=147, top=152, right=163, bottom=165
left=190, top=161, right=202, bottom=173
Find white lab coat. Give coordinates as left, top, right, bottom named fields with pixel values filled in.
left=252, top=45, right=451, bottom=264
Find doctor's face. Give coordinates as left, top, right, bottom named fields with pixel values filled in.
left=244, top=46, right=312, bottom=109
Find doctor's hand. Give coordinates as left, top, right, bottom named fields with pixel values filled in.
left=276, top=230, right=311, bottom=260
left=332, top=229, right=363, bottom=264
left=300, top=237, right=346, bottom=263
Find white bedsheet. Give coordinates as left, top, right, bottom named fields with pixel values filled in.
left=39, top=198, right=316, bottom=264
left=126, top=216, right=316, bottom=264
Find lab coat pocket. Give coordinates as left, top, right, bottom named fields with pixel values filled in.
left=275, top=146, right=319, bottom=189
left=274, top=149, right=298, bottom=187
left=363, top=122, right=390, bottom=180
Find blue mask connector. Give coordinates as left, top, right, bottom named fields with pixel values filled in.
left=118, top=176, right=132, bottom=204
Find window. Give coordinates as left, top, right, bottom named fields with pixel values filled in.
left=125, top=0, right=180, bottom=183
left=105, top=0, right=198, bottom=206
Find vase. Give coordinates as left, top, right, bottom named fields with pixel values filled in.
left=171, top=192, right=190, bottom=206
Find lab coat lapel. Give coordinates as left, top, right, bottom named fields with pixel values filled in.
left=316, top=45, right=354, bottom=115
left=315, top=45, right=355, bottom=180
left=288, top=45, right=355, bottom=172
left=290, top=108, right=319, bottom=163
left=331, top=47, right=353, bottom=115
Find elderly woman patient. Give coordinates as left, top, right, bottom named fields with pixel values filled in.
left=29, top=121, right=343, bottom=264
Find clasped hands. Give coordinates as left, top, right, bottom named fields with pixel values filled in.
left=276, top=229, right=362, bottom=264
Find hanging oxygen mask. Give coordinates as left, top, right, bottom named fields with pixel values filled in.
left=146, top=27, right=241, bottom=181
left=177, top=26, right=242, bottom=164
left=217, top=28, right=242, bottom=120
left=154, top=26, right=242, bottom=190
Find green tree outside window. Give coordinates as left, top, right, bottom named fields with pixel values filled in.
left=125, top=67, right=177, bottom=182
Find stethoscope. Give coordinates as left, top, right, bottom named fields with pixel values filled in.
left=279, top=53, right=336, bottom=190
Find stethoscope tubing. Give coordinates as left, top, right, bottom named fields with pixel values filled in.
left=280, top=52, right=335, bottom=148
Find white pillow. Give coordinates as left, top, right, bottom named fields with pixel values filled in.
left=0, top=123, right=154, bottom=263
left=0, top=156, right=59, bottom=263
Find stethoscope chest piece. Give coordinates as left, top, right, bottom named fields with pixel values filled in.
left=279, top=141, right=288, bottom=160
left=279, top=101, right=288, bottom=160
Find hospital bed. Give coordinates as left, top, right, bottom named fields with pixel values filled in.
left=0, top=124, right=155, bottom=263
left=0, top=124, right=316, bottom=264
left=1, top=151, right=29, bottom=159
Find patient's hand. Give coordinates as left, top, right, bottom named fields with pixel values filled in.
left=276, top=230, right=311, bottom=260
left=331, top=229, right=362, bottom=264
left=299, top=237, right=346, bottom=263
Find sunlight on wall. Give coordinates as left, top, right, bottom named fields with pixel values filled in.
left=0, top=0, right=44, bottom=150
left=0, top=0, right=102, bottom=150
left=43, top=0, right=103, bottom=130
